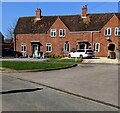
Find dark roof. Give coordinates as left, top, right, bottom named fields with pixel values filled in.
left=14, top=13, right=120, bottom=34
left=115, top=13, right=120, bottom=20
left=14, top=16, right=57, bottom=34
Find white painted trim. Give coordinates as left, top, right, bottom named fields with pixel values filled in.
left=114, top=27, right=120, bottom=36
left=94, top=43, right=100, bottom=52
left=21, top=43, right=26, bottom=52
left=64, top=42, right=70, bottom=52
left=46, top=43, right=52, bottom=52
left=59, top=29, right=66, bottom=37
left=50, top=29, right=57, bottom=37
left=104, top=27, right=112, bottom=36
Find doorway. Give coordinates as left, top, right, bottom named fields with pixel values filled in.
left=108, top=43, right=115, bottom=58
left=108, top=44, right=115, bottom=51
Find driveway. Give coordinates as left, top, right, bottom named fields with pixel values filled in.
left=2, top=64, right=119, bottom=108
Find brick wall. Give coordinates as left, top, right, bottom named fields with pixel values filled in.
left=15, top=15, right=119, bottom=57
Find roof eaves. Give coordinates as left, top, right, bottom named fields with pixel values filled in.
left=59, top=16, right=72, bottom=31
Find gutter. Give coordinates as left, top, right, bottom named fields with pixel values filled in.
left=70, top=31, right=100, bottom=34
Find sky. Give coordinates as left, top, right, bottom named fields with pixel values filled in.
left=1, top=2, right=119, bottom=38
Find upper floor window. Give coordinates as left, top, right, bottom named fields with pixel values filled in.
left=21, top=43, right=26, bottom=52
left=59, top=29, right=65, bottom=37
left=94, top=43, right=100, bottom=52
left=46, top=43, right=52, bottom=52
left=104, top=28, right=111, bottom=36
left=64, top=41, right=70, bottom=52
left=50, top=29, right=56, bottom=37
left=114, top=27, right=120, bottom=36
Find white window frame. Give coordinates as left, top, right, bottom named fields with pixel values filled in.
left=21, top=43, right=26, bottom=52
left=64, top=42, right=70, bottom=52
left=94, top=43, right=100, bottom=52
left=114, top=27, right=120, bottom=36
left=46, top=43, right=52, bottom=52
left=50, top=29, right=56, bottom=37
left=59, top=29, right=66, bottom=37
left=104, top=27, right=111, bottom=36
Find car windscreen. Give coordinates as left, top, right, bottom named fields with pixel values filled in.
left=77, top=50, right=85, bottom=52
left=86, top=50, right=93, bottom=52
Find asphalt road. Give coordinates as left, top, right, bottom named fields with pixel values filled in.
left=2, top=64, right=119, bottom=111
left=2, top=74, right=118, bottom=111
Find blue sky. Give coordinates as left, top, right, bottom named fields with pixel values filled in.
left=1, top=2, right=119, bottom=38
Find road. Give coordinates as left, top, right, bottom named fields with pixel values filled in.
left=2, top=64, right=119, bottom=111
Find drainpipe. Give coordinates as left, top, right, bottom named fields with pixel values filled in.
left=91, top=31, right=93, bottom=50
left=13, top=34, right=16, bottom=51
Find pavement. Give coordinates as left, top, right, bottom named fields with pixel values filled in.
left=82, top=57, right=119, bottom=64
left=0, top=57, right=119, bottom=64
left=0, top=58, right=48, bottom=62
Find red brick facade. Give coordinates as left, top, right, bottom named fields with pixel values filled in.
left=14, top=8, right=120, bottom=57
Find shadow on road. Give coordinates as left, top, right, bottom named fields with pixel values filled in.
left=1, top=88, right=43, bottom=95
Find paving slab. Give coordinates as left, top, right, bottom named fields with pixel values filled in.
left=82, top=57, right=119, bottom=64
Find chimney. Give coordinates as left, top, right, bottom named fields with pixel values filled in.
left=82, top=5, right=87, bottom=18
left=36, top=8, right=41, bottom=20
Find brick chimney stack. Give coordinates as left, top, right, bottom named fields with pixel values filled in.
left=36, top=8, right=41, bottom=20
left=82, top=5, right=87, bottom=18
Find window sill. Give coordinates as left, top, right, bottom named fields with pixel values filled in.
left=104, top=35, right=111, bottom=37
left=59, top=36, right=65, bottom=38
left=46, top=51, right=52, bottom=53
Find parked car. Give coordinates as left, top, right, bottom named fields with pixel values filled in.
left=68, top=49, right=94, bottom=58
left=2, top=48, right=23, bottom=58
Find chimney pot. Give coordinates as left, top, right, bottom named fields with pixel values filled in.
left=82, top=5, right=87, bottom=18
left=36, top=8, right=41, bottom=20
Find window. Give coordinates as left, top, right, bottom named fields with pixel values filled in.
left=94, top=43, right=100, bottom=52
left=104, top=28, right=111, bottom=36
left=46, top=43, right=52, bottom=52
left=59, top=29, right=65, bottom=37
left=21, top=43, right=26, bottom=52
left=115, top=27, right=120, bottom=36
left=50, top=29, right=56, bottom=37
left=64, top=42, right=70, bottom=52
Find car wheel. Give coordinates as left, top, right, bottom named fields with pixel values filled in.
left=68, top=54, right=71, bottom=58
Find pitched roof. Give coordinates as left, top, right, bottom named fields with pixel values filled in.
left=14, top=16, right=57, bottom=34
left=14, top=13, right=120, bottom=34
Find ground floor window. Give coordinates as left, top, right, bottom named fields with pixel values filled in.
left=94, top=43, right=100, bottom=52
left=64, top=42, right=70, bottom=52
left=21, top=43, right=26, bottom=52
left=46, top=43, right=52, bottom=52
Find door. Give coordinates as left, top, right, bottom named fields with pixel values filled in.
left=32, top=44, right=39, bottom=57
left=79, top=43, right=87, bottom=50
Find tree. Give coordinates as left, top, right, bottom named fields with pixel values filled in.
left=5, top=19, right=17, bottom=40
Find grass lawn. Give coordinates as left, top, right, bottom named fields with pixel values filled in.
left=1, top=61, right=75, bottom=70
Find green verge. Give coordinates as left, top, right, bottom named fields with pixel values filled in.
left=47, top=57, right=83, bottom=62
left=1, top=61, right=76, bottom=70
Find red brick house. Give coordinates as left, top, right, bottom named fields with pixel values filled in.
left=14, top=6, right=120, bottom=57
